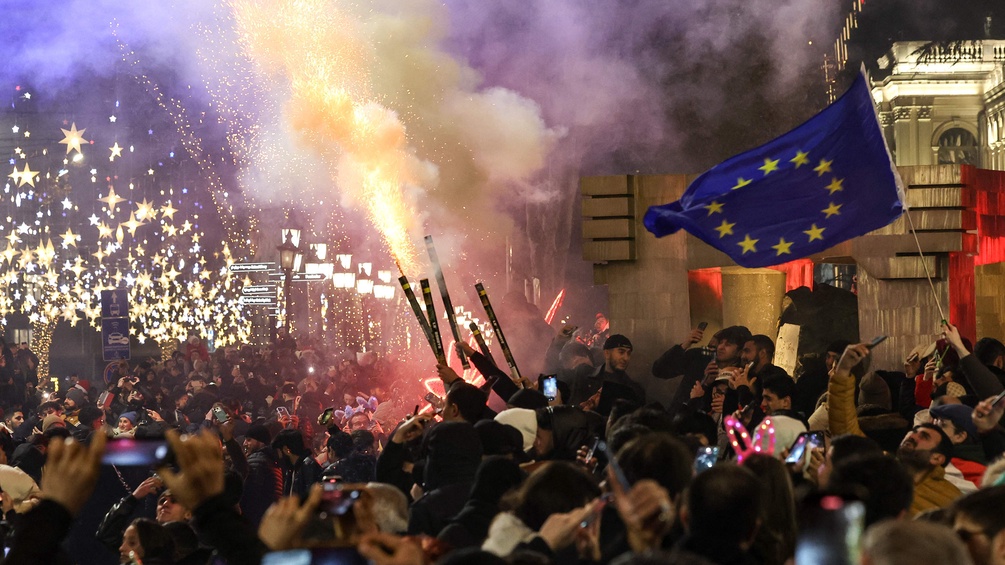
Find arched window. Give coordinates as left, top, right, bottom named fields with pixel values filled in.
left=937, top=127, right=977, bottom=165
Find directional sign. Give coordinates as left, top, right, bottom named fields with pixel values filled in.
left=100, top=289, right=129, bottom=318
left=293, top=273, right=327, bottom=282
left=240, top=295, right=278, bottom=306
left=242, top=284, right=278, bottom=295
left=229, top=262, right=276, bottom=273
left=101, top=317, right=130, bottom=361
left=267, top=272, right=328, bottom=283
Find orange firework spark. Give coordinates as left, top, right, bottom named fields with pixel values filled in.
left=229, top=0, right=421, bottom=273
left=544, top=288, right=566, bottom=325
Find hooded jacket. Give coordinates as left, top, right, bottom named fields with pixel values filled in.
left=407, top=421, right=483, bottom=537
left=536, top=406, right=605, bottom=462
left=438, top=456, right=525, bottom=550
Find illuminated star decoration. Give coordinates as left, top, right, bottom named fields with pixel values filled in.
left=160, top=201, right=178, bottom=219
left=109, top=142, right=123, bottom=161
left=135, top=199, right=156, bottom=221
left=58, top=123, right=88, bottom=154
left=16, top=163, right=37, bottom=187
left=60, top=228, right=79, bottom=248
left=98, top=187, right=126, bottom=209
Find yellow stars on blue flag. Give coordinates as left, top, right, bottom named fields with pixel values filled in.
left=803, top=224, right=825, bottom=242
left=825, top=177, right=844, bottom=195
left=643, top=72, right=904, bottom=268
left=771, top=238, right=793, bottom=256
left=715, top=219, right=735, bottom=238
left=759, top=158, right=780, bottom=175
left=737, top=234, right=758, bottom=254
left=822, top=202, right=843, bottom=218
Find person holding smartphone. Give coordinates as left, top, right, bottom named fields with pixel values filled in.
left=944, top=321, right=1005, bottom=400
left=662, top=326, right=751, bottom=418
left=828, top=342, right=961, bottom=516
left=568, top=335, right=645, bottom=411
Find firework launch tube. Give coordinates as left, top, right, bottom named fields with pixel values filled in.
left=424, top=236, right=470, bottom=369
left=399, top=276, right=435, bottom=352
left=420, top=279, right=447, bottom=365
left=475, top=282, right=522, bottom=382
left=469, top=321, right=496, bottom=365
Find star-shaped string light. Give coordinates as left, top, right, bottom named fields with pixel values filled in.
left=58, top=123, right=88, bottom=154
left=98, top=187, right=126, bottom=209
left=15, top=163, right=37, bottom=187
left=135, top=199, right=156, bottom=221
left=60, top=228, right=79, bottom=248
left=121, top=212, right=145, bottom=236
left=160, top=201, right=178, bottom=219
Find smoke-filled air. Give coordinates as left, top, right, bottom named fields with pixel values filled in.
left=0, top=0, right=841, bottom=287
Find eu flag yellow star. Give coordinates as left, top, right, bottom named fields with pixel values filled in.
left=714, top=219, right=735, bottom=238
left=732, top=177, right=752, bottom=191
left=822, top=202, right=843, bottom=218
left=825, top=177, right=844, bottom=195
left=759, top=158, right=780, bottom=175
left=790, top=151, right=810, bottom=168
left=738, top=234, right=759, bottom=254
left=704, top=201, right=724, bottom=216
left=813, top=159, right=833, bottom=176
left=803, top=224, right=825, bottom=241
left=771, top=238, right=793, bottom=255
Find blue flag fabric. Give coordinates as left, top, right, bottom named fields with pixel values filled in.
left=643, top=72, right=904, bottom=268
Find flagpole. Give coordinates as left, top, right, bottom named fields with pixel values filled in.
left=903, top=207, right=948, bottom=323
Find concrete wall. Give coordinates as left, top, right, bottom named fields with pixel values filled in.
left=582, top=175, right=692, bottom=406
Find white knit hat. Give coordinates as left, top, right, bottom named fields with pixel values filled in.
left=494, top=408, right=537, bottom=452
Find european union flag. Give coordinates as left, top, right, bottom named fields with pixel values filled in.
left=643, top=71, right=904, bottom=268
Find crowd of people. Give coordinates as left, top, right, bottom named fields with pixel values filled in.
left=0, top=313, right=1004, bottom=565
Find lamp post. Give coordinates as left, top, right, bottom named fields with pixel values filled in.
left=277, top=229, right=302, bottom=336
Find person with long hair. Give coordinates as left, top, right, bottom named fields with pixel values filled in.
left=118, top=518, right=175, bottom=565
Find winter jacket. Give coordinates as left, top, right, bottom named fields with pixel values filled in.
left=911, top=465, right=962, bottom=516
left=828, top=366, right=962, bottom=515
left=239, top=446, right=283, bottom=526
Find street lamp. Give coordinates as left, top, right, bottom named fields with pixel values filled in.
left=277, top=229, right=302, bottom=335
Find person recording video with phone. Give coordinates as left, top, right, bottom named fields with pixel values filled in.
left=664, top=326, right=751, bottom=418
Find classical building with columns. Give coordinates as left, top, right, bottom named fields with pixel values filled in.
left=872, top=40, right=1005, bottom=170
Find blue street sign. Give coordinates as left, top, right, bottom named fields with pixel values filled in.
left=100, top=289, right=130, bottom=318
left=101, top=317, right=130, bottom=361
